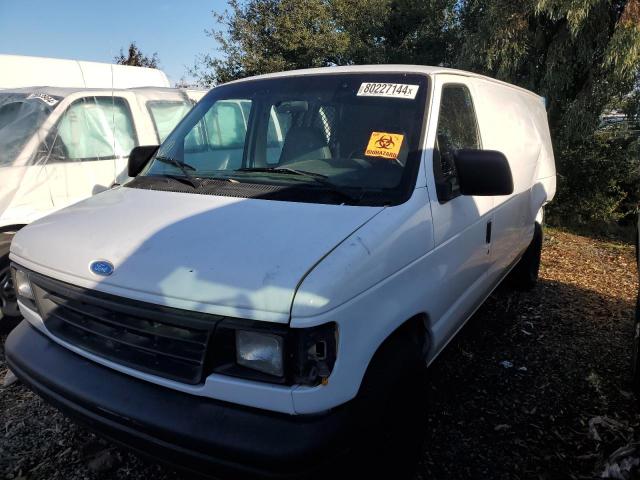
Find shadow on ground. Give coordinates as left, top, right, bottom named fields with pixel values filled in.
left=418, top=279, right=636, bottom=480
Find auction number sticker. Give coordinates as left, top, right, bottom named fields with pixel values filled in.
left=357, top=82, right=419, bottom=100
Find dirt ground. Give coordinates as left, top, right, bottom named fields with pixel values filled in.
left=1, top=228, right=639, bottom=480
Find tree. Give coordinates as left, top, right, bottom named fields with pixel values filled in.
left=190, top=0, right=459, bottom=85
left=193, top=0, right=640, bottom=225
left=114, top=42, right=160, bottom=68
left=456, top=0, right=639, bottom=142
left=191, top=0, right=349, bottom=85
left=331, top=0, right=460, bottom=66
left=455, top=0, right=640, bottom=223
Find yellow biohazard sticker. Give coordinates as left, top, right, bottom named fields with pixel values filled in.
left=365, top=132, right=404, bottom=160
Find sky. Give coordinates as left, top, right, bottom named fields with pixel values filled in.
left=0, top=0, right=227, bottom=85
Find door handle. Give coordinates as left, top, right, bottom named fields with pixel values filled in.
left=486, top=221, right=492, bottom=244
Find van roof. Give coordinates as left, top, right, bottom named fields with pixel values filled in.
left=0, top=86, right=206, bottom=99
left=224, top=65, right=542, bottom=100
left=0, top=54, right=171, bottom=90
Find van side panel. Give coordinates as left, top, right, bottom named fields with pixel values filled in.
left=528, top=94, right=557, bottom=217
left=472, top=79, right=554, bottom=277
left=0, top=166, right=54, bottom=229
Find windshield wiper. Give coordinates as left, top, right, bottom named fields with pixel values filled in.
left=235, top=167, right=364, bottom=204
left=155, top=156, right=198, bottom=188
left=236, top=167, right=328, bottom=180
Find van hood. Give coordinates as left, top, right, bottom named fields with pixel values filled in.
left=11, top=186, right=383, bottom=323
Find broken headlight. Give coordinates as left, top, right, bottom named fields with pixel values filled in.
left=210, top=319, right=337, bottom=386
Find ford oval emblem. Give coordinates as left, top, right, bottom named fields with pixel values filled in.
left=90, top=260, right=114, bottom=276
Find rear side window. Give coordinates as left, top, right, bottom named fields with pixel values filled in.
left=434, top=84, right=481, bottom=202
left=147, top=100, right=192, bottom=142
left=164, top=99, right=252, bottom=171
left=203, top=100, right=249, bottom=148
left=46, top=97, right=137, bottom=162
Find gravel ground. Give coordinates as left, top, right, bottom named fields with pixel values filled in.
left=1, top=228, right=638, bottom=479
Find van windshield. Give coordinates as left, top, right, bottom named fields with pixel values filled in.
left=0, top=93, right=59, bottom=167
left=137, top=73, right=428, bottom=205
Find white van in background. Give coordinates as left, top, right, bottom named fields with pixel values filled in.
left=6, top=66, right=556, bottom=477
left=0, top=54, right=170, bottom=90
left=0, top=86, right=205, bottom=323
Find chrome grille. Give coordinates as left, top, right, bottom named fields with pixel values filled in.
left=30, top=273, right=221, bottom=384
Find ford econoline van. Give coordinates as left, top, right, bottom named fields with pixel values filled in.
left=0, top=86, right=205, bottom=325
left=5, top=66, right=556, bottom=477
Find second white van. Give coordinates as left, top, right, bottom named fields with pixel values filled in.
left=6, top=65, right=555, bottom=477
left=0, top=86, right=205, bottom=324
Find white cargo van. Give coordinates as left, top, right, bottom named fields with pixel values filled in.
left=0, top=86, right=205, bottom=323
left=5, top=66, right=555, bottom=477
left=0, top=54, right=170, bottom=90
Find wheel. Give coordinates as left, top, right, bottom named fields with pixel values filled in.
left=0, top=234, right=21, bottom=333
left=507, top=222, right=543, bottom=290
left=346, top=331, right=428, bottom=479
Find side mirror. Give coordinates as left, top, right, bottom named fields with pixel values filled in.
left=128, top=145, right=158, bottom=177
left=455, top=149, right=514, bottom=196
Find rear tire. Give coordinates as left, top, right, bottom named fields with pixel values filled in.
left=507, top=222, right=543, bottom=290
left=347, top=331, right=428, bottom=479
left=0, top=233, right=20, bottom=333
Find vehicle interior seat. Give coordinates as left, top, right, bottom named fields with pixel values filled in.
left=278, top=126, right=332, bottom=165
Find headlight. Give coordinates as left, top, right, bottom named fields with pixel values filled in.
left=210, top=320, right=337, bottom=386
left=12, top=268, right=34, bottom=300
left=236, top=330, right=284, bottom=377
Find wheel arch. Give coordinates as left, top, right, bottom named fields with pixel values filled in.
left=0, top=224, right=26, bottom=235
left=357, top=312, right=432, bottom=394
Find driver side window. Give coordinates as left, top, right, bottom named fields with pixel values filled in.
left=43, top=96, right=137, bottom=163
left=434, top=84, right=481, bottom=202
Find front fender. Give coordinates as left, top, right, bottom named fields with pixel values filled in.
left=290, top=188, right=435, bottom=413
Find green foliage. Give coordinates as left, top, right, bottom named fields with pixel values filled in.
left=454, top=0, right=640, bottom=224
left=550, top=133, right=640, bottom=224
left=193, top=0, right=640, bottom=226
left=330, top=0, right=461, bottom=66
left=191, top=0, right=460, bottom=85
left=191, top=0, right=349, bottom=84
left=114, top=42, right=159, bottom=68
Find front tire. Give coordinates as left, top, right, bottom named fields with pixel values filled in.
left=348, top=332, right=428, bottom=478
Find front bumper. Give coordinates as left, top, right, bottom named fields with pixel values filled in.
left=5, top=321, right=351, bottom=478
